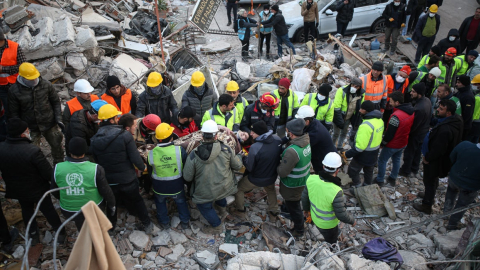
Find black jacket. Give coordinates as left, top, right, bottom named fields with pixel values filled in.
left=454, top=85, right=475, bottom=131
left=136, top=84, right=178, bottom=124
left=401, top=0, right=417, bottom=15
left=413, top=13, right=441, bottom=43
left=335, top=0, right=354, bottom=24
left=181, top=84, right=216, bottom=128
left=65, top=109, right=99, bottom=155
left=425, top=114, right=463, bottom=178
left=410, top=96, right=432, bottom=141
left=235, top=17, right=257, bottom=40
left=261, top=11, right=289, bottom=36
left=240, top=101, right=276, bottom=133
left=333, top=84, right=365, bottom=130
left=63, top=97, right=93, bottom=130
left=459, top=16, right=480, bottom=49
left=8, top=78, right=62, bottom=132
left=305, top=119, right=337, bottom=173
left=243, top=130, right=282, bottom=187
left=0, top=137, right=52, bottom=200
left=90, top=124, right=145, bottom=184
left=437, top=29, right=460, bottom=57
left=383, top=2, right=407, bottom=28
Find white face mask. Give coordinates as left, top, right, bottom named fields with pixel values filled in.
left=472, top=85, right=478, bottom=91
left=350, top=87, right=358, bottom=94
left=449, top=36, right=455, bottom=42
left=394, top=2, right=400, bottom=6
left=429, top=13, right=435, bottom=18
left=264, top=10, right=269, bottom=14
left=317, top=94, right=326, bottom=101
left=261, top=109, right=267, bottom=114
left=396, top=75, right=406, bottom=83
left=23, top=131, right=31, bottom=140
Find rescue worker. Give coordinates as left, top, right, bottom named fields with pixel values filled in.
left=344, top=101, right=384, bottom=189
left=201, top=94, right=238, bottom=131
left=259, top=5, right=273, bottom=59
left=171, top=106, right=199, bottom=138
left=296, top=105, right=336, bottom=173
left=384, top=65, right=410, bottom=125
left=270, top=78, right=300, bottom=137
left=300, top=83, right=334, bottom=130
left=360, top=61, right=388, bottom=112
left=277, top=118, right=311, bottom=237
left=301, top=152, right=355, bottom=244
left=455, top=50, right=479, bottom=76
left=407, top=67, right=441, bottom=104
left=438, top=47, right=459, bottom=87
left=63, top=79, right=99, bottom=129
left=0, top=118, right=65, bottom=245
left=225, top=80, right=249, bottom=124
left=332, top=78, right=365, bottom=149
left=90, top=104, right=154, bottom=233
left=469, top=75, right=480, bottom=143
left=183, top=120, right=243, bottom=234
left=434, top=84, right=461, bottom=118
left=436, top=29, right=461, bottom=58
left=231, top=121, right=282, bottom=221
left=235, top=9, right=257, bottom=59
left=301, top=0, right=319, bottom=42
left=417, top=55, right=440, bottom=73
left=454, top=75, right=475, bottom=140
left=416, top=45, right=442, bottom=69
left=101, top=75, right=137, bottom=115
left=51, top=137, right=115, bottom=231
left=412, top=5, right=441, bottom=64
left=147, top=123, right=190, bottom=230
left=8, top=63, right=64, bottom=164
left=136, top=72, right=178, bottom=124
left=240, top=93, right=278, bottom=133
left=181, top=71, right=217, bottom=127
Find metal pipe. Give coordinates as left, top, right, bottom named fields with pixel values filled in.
left=53, top=210, right=83, bottom=270
left=153, top=0, right=165, bottom=62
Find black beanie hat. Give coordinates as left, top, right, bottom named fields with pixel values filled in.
left=430, top=45, right=441, bottom=56
left=252, top=121, right=268, bottom=136
left=371, top=61, right=384, bottom=71
left=271, top=4, right=279, bottom=11
left=7, top=118, right=28, bottom=137
left=360, top=100, right=375, bottom=113
left=106, top=75, right=121, bottom=90
left=412, top=82, right=426, bottom=96
left=179, top=106, right=196, bottom=118
left=264, top=4, right=270, bottom=10
left=69, top=137, right=88, bottom=157
left=318, top=83, right=332, bottom=96
left=457, top=75, right=471, bottom=86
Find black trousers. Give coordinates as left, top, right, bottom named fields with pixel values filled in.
left=347, top=158, right=374, bottom=186
left=259, top=32, right=271, bottom=54
left=139, top=174, right=152, bottom=195
left=304, top=21, right=317, bottom=42
left=318, top=225, right=339, bottom=244
left=241, top=38, right=249, bottom=55
left=444, top=178, right=479, bottom=227
left=284, top=200, right=304, bottom=233
left=19, top=196, right=63, bottom=236
left=400, top=137, right=423, bottom=174
left=0, top=200, right=11, bottom=244
left=61, top=202, right=105, bottom=231
left=408, top=6, right=424, bottom=33
left=337, top=22, right=348, bottom=36
left=226, top=2, right=238, bottom=24
left=422, top=163, right=439, bottom=206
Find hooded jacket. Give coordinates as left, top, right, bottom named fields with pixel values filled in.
left=65, top=109, right=99, bottom=155
left=183, top=141, right=243, bottom=204
left=240, top=101, right=276, bottom=133
left=136, top=84, right=178, bottom=124
left=336, top=0, right=354, bottom=24
left=305, top=119, right=337, bottom=173
left=410, top=96, right=432, bottom=141
left=382, top=103, right=415, bottom=149
left=261, top=10, right=289, bottom=36
left=454, top=85, right=475, bottom=131
left=437, top=29, right=461, bottom=57
left=244, top=130, right=282, bottom=187
left=181, top=84, right=217, bottom=127
left=90, top=124, right=145, bottom=184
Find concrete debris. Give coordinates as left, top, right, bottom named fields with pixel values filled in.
left=219, top=243, right=238, bottom=256
left=109, top=53, right=148, bottom=93
left=67, top=53, right=88, bottom=72
left=128, top=230, right=150, bottom=250
left=433, top=228, right=466, bottom=258
left=152, top=230, right=171, bottom=246
left=346, top=254, right=390, bottom=270
left=398, top=250, right=429, bottom=270
left=34, top=57, right=64, bottom=81
left=196, top=250, right=216, bottom=264
left=75, top=26, right=98, bottom=49
left=200, top=41, right=232, bottom=54
left=166, top=244, right=185, bottom=262
left=42, top=230, right=53, bottom=245
left=226, top=251, right=319, bottom=270
left=250, top=59, right=275, bottom=77
left=3, top=5, right=34, bottom=32
left=12, top=245, right=24, bottom=259
left=316, top=248, right=344, bottom=270
left=169, top=229, right=188, bottom=244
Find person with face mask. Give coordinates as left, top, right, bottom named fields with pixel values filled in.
left=63, top=79, right=99, bottom=131
left=259, top=5, right=273, bottom=59
left=136, top=72, right=178, bottom=124
left=332, top=78, right=365, bottom=149
left=201, top=93, right=238, bottom=131
left=8, top=62, right=64, bottom=164
left=270, top=78, right=300, bottom=137
left=300, top=84, right=334, bottom=131
left=240, top=93, right=278, bottom=133
left=455, top=50, right=479, bottom=76
left=182, top=71, right=217, bottom=128
left=171, top=106, right=199, bottom=138
left=436, top=29, right=460, bottom=60
left=381, top=0, right=407, bottom=56
left=384, top=65, right=411, bottom=125
left=438, top=47, right=459, bottom=87
left=412, top=5, right=440, bottom=64
left=234, top=9, right=258, bottom=59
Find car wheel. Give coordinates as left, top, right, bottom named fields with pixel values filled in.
left=294, top=27, right=305, bottom=43
left=371, top=18, right=386, bottom=34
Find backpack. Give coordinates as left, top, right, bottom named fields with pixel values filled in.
left=362, top=238, right=403, bottom=270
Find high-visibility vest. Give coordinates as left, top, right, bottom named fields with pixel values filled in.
left=147, top=144, right=183, bottom=181
left=408, top=72, right=439, bottom=96
left=300, top=93, right=334, bottom=124
left=66, top=95, right=100, bottom=115
left=201, top=104, right=236, bottom=130
left=54, top=161, right=103, bottom=212
left=307, top=175, right=342, bottom=229
left=438, top=60, right=459, bottom=86
left=354, top=117, right=384, bottom=152
left=233, top=96, right=248, bottom=124
left=360, top=73, right=388, bottom=105
left=474, top=94, right=480, bottom=123
left=237, top=18, right=254, bottom=41
left=455, top=55, right=469, bottom=76
left=280, top=143, right=311, bottom=188
left=386, top=75, right=409, bottom=103
left=417, top=54, right=430, bottom=69
left=0, top=40, right=19, bottom=85
left=271, top=89, right=300, bottom=121
left=101, top=89, right=132, bottom=114
left=333, top=86, right=365, bottom=115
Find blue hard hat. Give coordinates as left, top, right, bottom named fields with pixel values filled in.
left=90, top=100, right=108, bottom=114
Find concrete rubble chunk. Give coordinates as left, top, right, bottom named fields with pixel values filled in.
left=158, top=246, right=172, bottom=257
left=346, top=254, right=390, bottom=270
left=110, top=53, right=148, bottom=93
left=197, top=250, right=216, bottom=265
left=226, top=251, right=318, bottom=270
left=155, top=256, right=166, bottom=265
left=433, top=228, right=465, bottom=258
left=398, top=250, right=429, bottom=270
left=128, top=230, right=150, bottom=249
left=250, top=59, right=275, bottom=77
left=67, top=53, right=88, bottom=71
left=200, top=41, right=232, bottom=53
left=132, top=250, right=142, bottom=258
left=169, top=230, right=188, bottom=244
left=52, top=16, right=76, bottom=47
left=407, top=233, right=434, bottom=249
left=151, top=230, right=171, bottom=246
left=166, top=244, right=185, bottom=262
left=34, top=57, right=64, bottom=81
left=12, top=245, right=24, bottom=259
left=315, top=248, right=344, bottom=270
left=236, top=62, right=251, bottom=80
left=146, top=251, right=157, bottom=261
left=171, top=216, right=181, bottom=228
left=123, top=254, right=137, bottom=269
left=219, top=243, right=238, bottom=256
left=42, top=230, right=53, bottom=245
left=41, top=259, right=62, bottom=270
left=75, top=26, right=98, bottom=49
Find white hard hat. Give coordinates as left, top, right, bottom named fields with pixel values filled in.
left=429, top=67, right=441, bottom=78
left=295, top=105, right=315, bottom=119
left=201, top=120, right=219, bottom=133
left=322, top=152, right=342, bottom=172
left=74, top=79, right=94, bottom=93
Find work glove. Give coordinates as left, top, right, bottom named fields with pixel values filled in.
left=401, top=23, right=405, bottom=27
left=315, top=22, right=319, bottom=28
left=57, top=122, right=65, bottom=132
left=389, top=18, right=394, bottom=22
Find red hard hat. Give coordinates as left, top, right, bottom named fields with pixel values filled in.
left=142, top=114, right=161, bottom=130
left=445, top=47, right=457, bottom=57
left=260, top=93, right=280, bottom=109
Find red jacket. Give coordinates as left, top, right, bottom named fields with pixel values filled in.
left=384, top=104, right=415, bottom=149
left=171, top=121, right=199, bottom=138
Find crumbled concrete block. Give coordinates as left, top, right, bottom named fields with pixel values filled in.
left=75, top=26, right=98, bottom=49
left=34, top=57, right=64, bottom=81
left=346, top=254, right=390, bottom=270
left=169, top=230, right=188, bottom=244
left=434, top=228, right=465, bottom=258
left=166, top=244, right=185, bottom=262
left=110, top=53, right=148, bottom=93
left=52, top=16, right=76, bottom=47
left=197, top=250, right=216, bottom=265
left=226, top=251, right=318, bottom=270
left=200, top=41, right=231, bottom=53
left=128, top=230, right=150, bottom=249
left=236, top=62, right=251, bottom=80
left=219, top=243, right=238, bottom=256
left=398, top=250, right=429, bottom=270
left=316, top=249, right=344, bottom=270
left=67, top=53, right=87, bottom=71
left=151, top=231, right=171, bottom=246
left=12, top=245, right=24, bottom=259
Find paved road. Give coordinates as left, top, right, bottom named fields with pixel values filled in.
left=434, top=0, right=478, bottom=45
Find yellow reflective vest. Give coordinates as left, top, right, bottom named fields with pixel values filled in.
left=300, top=93, right=334, bottom=124
left=306, top=175, right=342, bottom=229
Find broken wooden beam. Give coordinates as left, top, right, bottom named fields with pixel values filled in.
left=328, top=33, right=372, bottom=69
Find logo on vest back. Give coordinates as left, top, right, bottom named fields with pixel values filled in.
left=65, top=173, right=85, bottom=196
left=160, top=155, right=172, bottom=163
left=303, top=145, right=311, bottom=157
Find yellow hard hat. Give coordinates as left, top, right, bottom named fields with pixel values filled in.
left=191, top=71, right=205, bottom=87
left=147, top=72, right=163, bottom=87
left=429, top=4, right=438, bottom=13
left=19, top=63, right=40, bottom=80
left=226, top=81, right=239, bottom=91
left=155, top=123, right=174, bottom=140
left=98, top=104, right=121, bottom=120
left=472, top=74, right=480, bottom=84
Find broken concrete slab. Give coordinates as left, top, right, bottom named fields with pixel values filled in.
left=109, top=53, right=148, bottom=93
left=346, top=254, right=390, bottom=270
left=200, top=41, right=231, bottom=54
left=219, top=243, right=238, bottom=256
left=398, top=250, right=428, bottom=270
left=433, top=228, right=465, bottom=258
left=128, top=230, right=150, bottom=250
left=75, top=26, right=98, bottom=49
left=34, top=57, right=64, bottom=81
left=151, top=230, right=171, bottom=246
left=316, top=248, right=344, bottom=270
left=169, top=230, right=188, bottom=244
left=165, top=244, right=185, bottom=262
left=408, top=233, right=434, bottom=249
left=226, top=251, right=318, bottom=270
left=197, top=250, right=216, bottom=265
left=236, top=62, right=251, bottom=80
left=67, top=53, right=88, bottom=71
left=250, top=59, right=275, bottom=77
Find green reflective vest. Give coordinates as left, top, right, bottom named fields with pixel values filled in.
left=408, top=72, right=439, bottom=96
left=300, top=93, right=334, bottom=124
left=233, top=97, right=248, bottom=124
left=439, top=60, right=459, bottom=86
left=201, top=104, right=236, bottom=130
left=455, top=55, right=469, bottom=76
left=354, top=117, right=384, bottom=152
left=333, top=86, right=365, bottom=115
left=280, top=144, right=311, bottom=188
left=435, top=96, right=462, bottom=116
left=306, top=175, right=342, bottom=229
left=148, top=144, right=183, bottom=181
left=272, top=89, right=300, bottom=121
left=417, top=55, right=430, bottom=69
left=474, top=94, right=480, bottom=122
left=54, top=161, right=103, bottom=212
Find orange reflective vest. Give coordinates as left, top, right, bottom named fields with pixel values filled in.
left=101, top=89, right=132, bottom=114
left=0, top=40, right=19, bottom=85
left=66, top=95, right=99, bottom=115
left=360, top=72, right=388, bottom=105
left=386, top=75, right=409, bottom=103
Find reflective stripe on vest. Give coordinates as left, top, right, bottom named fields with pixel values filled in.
left=354, top=119, right=383, bottom=152
left=272, top=90, right=296, bottom=120
left=209, top=107, right=235, bottom=129
left=66, top=95, right=100, bottom=115
left=148, top=145, right=183, bottom=181
left=281, top=144, right=311, bottom=187
left=0, top=40, right=19, bottom=85
left=307, top=175, right=342, bottom=229
left=362, top=74, right=387, bottom=103
left=473, top=95, right=480, bottom=121
left=101, top=89, right=132, bottom=114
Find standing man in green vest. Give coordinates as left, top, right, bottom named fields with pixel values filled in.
left=147, top=123, right=190, bottom=230
left=225, top=81, right=249, bottom=124
left=277, top=118, right=311, bottom=237
left=301, top=152, right=355, bottom=244
left=52, top=137, right=115, bottom=230
left=455, top=50, right=478, bottom=76
left=416, top=45, right=442, bottom=69
left=271, top=78, right=300, bottom=137
left=201, top=94, right=239, bottom=131
left=407, top=67, right=441, bottom=104
left=438, top=47, right=459, bottom=87
left=300, top=83, right=334, bottom=130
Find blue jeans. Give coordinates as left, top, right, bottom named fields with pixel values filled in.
left=276, top=34, right=296, bottom=57
left=196, top=198, right=226, bottom=227
left=376, top=146, right=405, bottom=182
left=402, top=15, right=410, bottom=36
left=154, top=190, right=190, bottom=225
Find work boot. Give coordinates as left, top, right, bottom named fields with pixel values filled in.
left=159, top=223, right=171, bottom=230
left=413, top=203, right=432, bottom=214
left=180, top=222, right=189, bottom=230
left=389, top=50, right=395, bottom=55
left=268, top=211, right=278, bottom=223
left=2, top=228, right=19, bottom=254
left=417, top=191, right=425, bottom=198
left=214, top=204, right=228, bottom=220
left=381, top=47, right=389, bottom=53
left=202, top=222, right=223, bottom=235
left=398, top=170, right=412, bottom=178
left=229, top=208, right=247, bottom=220
left=446, top=224, right=459, bottom=231
left=375, top=180, right=385, bottom=187
left=289, top=228, right=304, bottom=238
left=227, top=22, right=232, bottom=26
left=386, top=176, right=396, bottom=187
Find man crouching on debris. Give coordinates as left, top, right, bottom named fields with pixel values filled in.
left=302, top=152, right=355, bottom=244
left=183, top=120, right=244, bottom=235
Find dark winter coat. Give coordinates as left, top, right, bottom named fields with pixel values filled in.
left=401, top=0, right=417, bottom=15
left=90, top=124, right=145, bottom=185
left=136, top=85, right=178, bottom=124
left=383, top=2, right=407, bottom=28
left=413, top=13, right=441, bottom=43
left=305, top=119, right=337, bottom=173
left=235, top=17, right=258, bottom=40
left=261, top=11, right=289, bottom=36
left=65, top=109, right=99, bottom=155
left=454, top=85, right=475, bottom=131
left=410, top=96, right=432, bottom=141
left=459, top=16, right=480, bottom=50
left=449, top=141, right=480, bottom=191
left=181, top=84, right=217, bottom=127
left=240, top=101, right=276, bottom=133
left=63, top=96, right=93, bottom=130
left=8, top=78, right=62, bottom=132
left=0, top=137, right=52, bottom=200
left=336, top=0, right=354, bottom=24
left=437, top=29, right=460, bottom=57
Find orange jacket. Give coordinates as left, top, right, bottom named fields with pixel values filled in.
left=360, top=72, right=388, bottom=109
left=0, top=40, right=19, bottom=85
left=66, top=95, right=99, bottom=115
left=386, top=75, right=409, bottom=103
left=101, top=89, right=132, bottom=114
